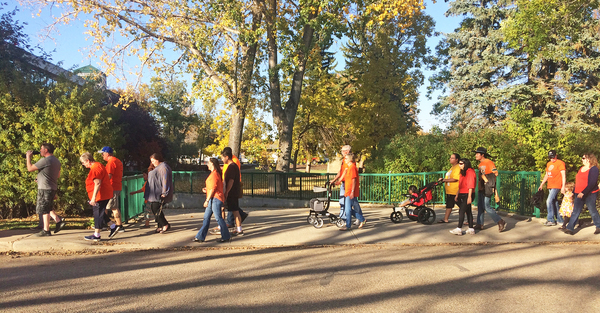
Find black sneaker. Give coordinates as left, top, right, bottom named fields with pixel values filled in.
left=108, top=226, right=119, bottom=239
left=36, top=230, right=51, bottom=237
left=30, top=225, right=43, bottom=231
left=118, top=225, right=125, bottom=233
left=54, top=219, right=67, bottom=234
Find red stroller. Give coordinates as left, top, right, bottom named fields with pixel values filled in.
left=390, top=181, right=441, bottom=225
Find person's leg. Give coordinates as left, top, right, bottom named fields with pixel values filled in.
left=150, top=202, right=168, bottom=229
left=352, top=198, right=365, bottom=223
left=465, top=202, right=474, bottom=229
left=110, top=191, right=123, bottom=227
left=226, top=210, right=234, bottom=228
left=195, top=200, right=214, bottom=241
left=476, top=192, right=485, bottom=227
left=457, top=195, right=465, bottom=229
left=566, top=197, right=584, bottom=231
left=484, top=196, right=502, bottom=223
left=443, top=194, right=454, bottom=222
left=42, top=213, right=51, bottom=232
left=345, top=196, right=352, bottom=229
left=584, top=193, right=600, bottom=229
left=546, top=188, right=560, bottom=224
left=212, top=199, right=230, bottom=240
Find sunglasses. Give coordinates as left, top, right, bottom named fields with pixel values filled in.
left=582, top=157, right=587, bottom=160
left=459, top=162, right=464, bottom=165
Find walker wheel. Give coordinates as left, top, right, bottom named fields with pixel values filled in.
left=336, top=218, right=345, bottom=228
left=390, top=211, right=404, bottom=224
left=313, top=217, right=324, bottom=228
left=418, top=208, right=436, bottom=225
left=307, top=215, right=315, bottom=225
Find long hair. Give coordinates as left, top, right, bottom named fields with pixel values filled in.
left=584, top=153, right=598, bottom=167
left=209, top=158, right=222, bottom=178
left=459, top=158, right=473, bottom=176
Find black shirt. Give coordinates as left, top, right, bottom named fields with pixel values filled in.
left=224, top=162, right=240, bottom=199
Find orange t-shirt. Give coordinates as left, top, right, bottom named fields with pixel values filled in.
left=232, top=155, right=242, bottom=180
left=206, top=170, right=225, bottom=202
left=546, top=159, right=565, bottom=189
left=86, top=162, right=113, bottom=201
left=344, top=162, right=360, bottom=197
left=106, top=156, right=123, bottom=191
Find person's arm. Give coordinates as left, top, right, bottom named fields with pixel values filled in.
left=204, top=188, right=215, bottom=208
left=349, top=177, right=356, bottom=199
left=330, top=168, right=343, bottom=184
left=130, top=187, right=144, bottom=195
left=224, top=179, right=234, bottom=199
left=25, top=151, right=39, bottom=172
left=90, top=178, right=101, bottom=205
left=160, top=167, right=170, bottom=198
left=560, top=170, right=566, bottom=194
left=467, top=188, right=473, bottom=204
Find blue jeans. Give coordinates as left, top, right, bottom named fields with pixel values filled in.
left=345, top=196, right=365, bottom=228
left=566, top=192, right=600, bottom=231
left=477, top=192, right=501, bottom=225
left=546, top=188, right=563, bottom=224
left=196, top=198, right=230, bottom=241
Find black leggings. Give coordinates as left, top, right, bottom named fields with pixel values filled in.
left=150, top=201, right=169, bottom=228
left=457, top=193, right=474, bottom=229
left=93, top=199, right=110, bottom=230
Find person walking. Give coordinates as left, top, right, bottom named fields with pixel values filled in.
left=538, top=150, right=566, bottom=226
left=147, top=153, right=173, bottom=234
left=563, top=154, right=600, bottom=235
left=25, top=143, right=66, bottom=236
left=194, top=158, right=230, bottom=242
left=80, top=152, right=113, bottom=241
left=329, top=145, right=357, bottom=223
left=99, top=146, right=125, bottom=237
left=473, top=147, right=506, bottom=232
left=221, top=148, right=244, bottom=235
left=450, top=158, right=476, bottom=235
left=339, top=153, right=366, bottom=231
left=438, top=153, right=461, bottom=223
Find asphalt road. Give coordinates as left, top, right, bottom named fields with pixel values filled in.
left=2, top=243, right=600, bottom=312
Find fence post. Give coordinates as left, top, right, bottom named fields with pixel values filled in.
left=189, top=172, right=193, bottom=194
left=388, top=173, right=392, bottom=205
left=299, top=175, right=303, bottom=200
left=274, top=173, right=277, bottom=199
left=520, top=176, right=526, bottom=215
left=251, top=172, right=254, bottom=198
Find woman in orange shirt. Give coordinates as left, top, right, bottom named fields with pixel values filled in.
left=194, top=158, right=230, bottom=242
left=80, top=152, right=113, bottom=241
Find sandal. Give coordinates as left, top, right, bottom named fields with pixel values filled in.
left=437, top=220, right=449, bottom=223
left=155, top=228, right=161, bottom=233
left=160, top=224, right=171, bottom=234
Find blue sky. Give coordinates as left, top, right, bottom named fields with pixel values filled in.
left=7, top=0, right=462, bottom=131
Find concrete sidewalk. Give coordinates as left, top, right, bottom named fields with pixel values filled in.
left=1, top=206, right=599, bottom=253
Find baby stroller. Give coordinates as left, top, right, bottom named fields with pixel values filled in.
left=390, top=181, right=441, bottom=225
left=307, top=181, right=339, bottom=228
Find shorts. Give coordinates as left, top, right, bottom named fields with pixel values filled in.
left=107, top=191, right=121, bottom=210
left=36, top=189, right=57, bottom=214
left=143, top=202, right=154, bottom=221
left=445, top=194, right=457, bottom=209
left=225, top=196, right=240, bottom=212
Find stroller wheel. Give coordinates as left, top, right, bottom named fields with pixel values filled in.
left=336, top=218, right=346, bottom=228
left=329, top=215, right=338, bottom=224
left=418, top=208, right=436, bottom=225
left=390, top=211, right=403, bottom=224
left=307, top=215, right=315, bottom=225
left=407, top=207, right=419, bottom=221
left=313, top=217, right=324, bottom=228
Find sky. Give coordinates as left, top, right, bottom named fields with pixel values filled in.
left=6, top=0, right=462, bottom=131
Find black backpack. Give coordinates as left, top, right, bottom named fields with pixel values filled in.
left=530, top=189, right=545, bottom=207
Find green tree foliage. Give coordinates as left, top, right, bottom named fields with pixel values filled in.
left=431, top=0, right=600, bottom=131
left=0, top=9, right=119, bottom=217
left=341, top=10, right=434, bottom=152
left=144, top=77, right=200, bottom=163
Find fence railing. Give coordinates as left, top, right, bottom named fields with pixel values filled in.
left=118, top=170, right=541, bottom=222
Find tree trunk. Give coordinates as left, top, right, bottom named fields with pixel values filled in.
left=305, top=151, right=311, bottom=173
left=229, top=105, right=245, bottom=157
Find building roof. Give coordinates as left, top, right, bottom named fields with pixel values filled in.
left=73, top=65, right=103, bottom=75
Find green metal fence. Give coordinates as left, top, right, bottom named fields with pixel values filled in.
left=118, top=170, right=541, bottom=222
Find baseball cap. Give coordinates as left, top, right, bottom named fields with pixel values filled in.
left=548, top=150, right=557, bottom=159
left=98, top=146, right=114, bottom=154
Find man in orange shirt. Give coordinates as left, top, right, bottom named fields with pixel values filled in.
left=99, top=146, right=124, bottom=238
left=474, top=147, right=506, bottom=232
left=538, top=150, right=566, bottom=226
left=80, top=152, right=113, bottom=241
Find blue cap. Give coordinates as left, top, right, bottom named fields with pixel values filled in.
left=98, top=146, right=114, bottom=154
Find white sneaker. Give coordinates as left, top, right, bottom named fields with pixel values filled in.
left=449, top=228, right=463, bottom=236
left=466, top=228, right=475, bottom=235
